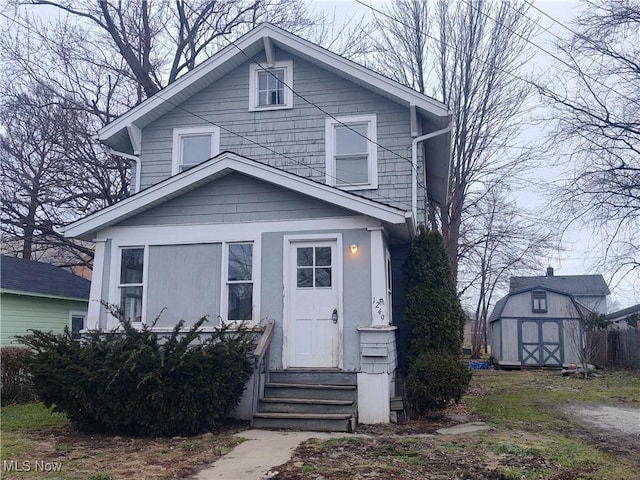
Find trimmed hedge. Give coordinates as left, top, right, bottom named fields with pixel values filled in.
left=0, top=347, right=37, bottom=405
left=18, top=318, right=256, bottom=436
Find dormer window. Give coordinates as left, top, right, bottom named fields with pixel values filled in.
left=249, top=61, right=293, bottom=111
left=532, top=290, right=547, bottom=313
left=172, top=126, right=220, bottom=174
left=325, top=114, right=378, bottom=190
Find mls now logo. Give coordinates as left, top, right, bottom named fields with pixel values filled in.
left=3, top=460, right=63, bottom=472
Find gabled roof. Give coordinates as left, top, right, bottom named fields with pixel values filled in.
left=1, top=255, right=90, bottom=301
left=606, top=304, right=640, bottom=322
left=98, top=23, right=451, bottom=153
left=63, top=152, right=414, bottom=240
left=509, top=274, right=610, bottom=296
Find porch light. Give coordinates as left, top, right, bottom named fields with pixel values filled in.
left=349, top=244, right=359, bottom=254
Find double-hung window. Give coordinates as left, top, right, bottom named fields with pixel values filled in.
left=119, top=247, right=145, bottom=323
left=225, top=243, right=254, bottom=322
left=325, top=114, right=378, bottom=189
left=532, top=290, right=547, bottom=313
left=248, top=61, right=293, bottom=111
left=172, top=126, right=220, bottom=174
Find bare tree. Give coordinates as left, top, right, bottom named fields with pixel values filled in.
left=370, top=0, right=542, bottom=285
left=540, top=0, right=640, bottom=284
left=0, top=85, right=127, bottom=265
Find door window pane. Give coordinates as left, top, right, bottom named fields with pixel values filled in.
left=296, top=246, right=332, bottom=288
left=297, top=247, right=313, bottom=267
left=315, top=247, right=331, bottom=266
left=315, top=268, right=332, bottom=287
left=297, top=268, right=313, bottom=288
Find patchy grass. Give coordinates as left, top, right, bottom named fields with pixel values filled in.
left=0, top=402, right=247, bottom=479
left=274, top=369, right=640, bottom=480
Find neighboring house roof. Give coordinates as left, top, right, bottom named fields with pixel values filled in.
left=509, top=275, right=610, bottom=296
left=63, top=151, right=414, bottom=241
left=606, top=304, right=640, bottom=322
left=1, top=255, right=90, bottom=301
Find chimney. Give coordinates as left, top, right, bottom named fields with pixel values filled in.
left=546, top=266, right=554, bottom=277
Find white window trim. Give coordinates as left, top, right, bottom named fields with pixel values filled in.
left=220, top=240, right=261, bottom=326
left=69, top=310, right=87, bottom=338
left=325, top=114, right=378, bottom=190
left=111, top=245, right=148, bottom=328
left=171, top=126, right=220, bottom=175
left=248, top=60, right=294, bottom=111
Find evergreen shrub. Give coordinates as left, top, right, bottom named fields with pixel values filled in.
left=405, top=351, right=472, bottom=411
left=403, top=227, right=471, bottom=411
left=18, top=318, right=255, bottom=436
left=0, top=347, right=36, bottom=405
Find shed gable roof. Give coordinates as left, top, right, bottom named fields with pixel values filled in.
left=509, top=275, right=610, bottom=296
left=1, top=255, right=90, bottom=301
left=63, top=152, right=413, bottom=240
left=98, top=23, right=451, bottom=153
left=489, top=286, right=587, bottom=323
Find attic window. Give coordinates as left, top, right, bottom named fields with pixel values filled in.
left=172, top=126, right=220, bottom=174
left=249, top=61, right=293, bottom=111
left=532, top=290, right=547, bottom=313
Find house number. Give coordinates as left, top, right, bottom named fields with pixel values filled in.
left=373, top=297, right=385, bottom=322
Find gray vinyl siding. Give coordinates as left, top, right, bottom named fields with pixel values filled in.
left=146, top=244, right=221, bottom=327
left=118, top=172, right=357, bottom=227
left=139, top=48, right=418, bottom=212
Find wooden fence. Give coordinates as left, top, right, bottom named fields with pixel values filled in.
left=589, top=328, right=640, bottom=369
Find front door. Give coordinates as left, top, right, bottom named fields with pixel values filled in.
left=286, top=239, right=341, bottom=368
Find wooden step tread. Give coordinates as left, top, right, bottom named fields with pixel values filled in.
left=260, top=397, right=353, bottom=405
left=266, top=382, right=356, bottom=390
left=253, top=412, right=353, bottom=420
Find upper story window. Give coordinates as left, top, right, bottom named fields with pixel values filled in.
left=248, top=60, right=293, bottom=111
left=119, top=247, right=145, bottom=323
left=532, top=290, right=547, bottom=313
left=172, top=126, right=220, bottom=174
left=325, top=114, right=378, bottom=190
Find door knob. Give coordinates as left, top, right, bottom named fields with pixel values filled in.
left=332, top=309, right=338, bottom=324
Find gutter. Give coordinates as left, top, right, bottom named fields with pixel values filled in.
left=108, top=149, right=141, bottom=194
left=411, top=122, right=454, bottom=227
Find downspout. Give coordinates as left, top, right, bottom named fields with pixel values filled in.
left=108, top=148, right=141, bottom=194
left=411, top=122, right=454, bottom=229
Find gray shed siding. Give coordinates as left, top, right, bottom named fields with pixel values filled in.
left=118, top=172, right=357, bottom=227
left=139, top=48, right=421, bottom=213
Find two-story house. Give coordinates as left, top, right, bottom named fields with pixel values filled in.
left=489, top=267, right=610, bottom=368
left=63, top=23, right=453, bottom=430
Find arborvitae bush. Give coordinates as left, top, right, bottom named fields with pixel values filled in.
left=18, top=317, right=256, bottom=436
left=405, top=351, right=471, bottom=412
left=0, top=347, right=36, bottom=405
left=403, top=227, right=471, bottom=411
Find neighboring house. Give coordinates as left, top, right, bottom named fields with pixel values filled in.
left=489, top=268, right=610, bottom=368
left=606, top=304, right=640, bottom=330
left=62, top=24, right=453, bottom=429
left=0, top=255, right=90, bottom=346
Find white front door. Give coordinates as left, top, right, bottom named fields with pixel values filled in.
left=286, top=239, right=341, bottom=368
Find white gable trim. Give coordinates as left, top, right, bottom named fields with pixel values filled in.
left=62, top=152, right=409, bottom=239
left=97, top=23, right=450, bottom=147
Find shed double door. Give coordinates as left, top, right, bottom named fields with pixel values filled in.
left=520, top=320, right=562, bottom=366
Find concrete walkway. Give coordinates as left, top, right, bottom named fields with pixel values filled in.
left=192, top=429, right=347, bottom=480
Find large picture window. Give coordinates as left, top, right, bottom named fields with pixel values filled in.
left=325, top=114, right=377, bottom=189
left=172, top=126, right=220, bottom=174
left=226, top=243, right=254, bottom=322
left=119, top=247, right=145, bottom=323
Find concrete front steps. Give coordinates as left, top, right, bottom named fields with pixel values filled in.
left=252, top=370, right=357, bottom=432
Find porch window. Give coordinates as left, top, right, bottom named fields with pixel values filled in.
left=532, top=290, right=547, bottom=313
left=325, top=114, right=378, bottom=189
left=226, top=243, right=254, bottom=321
left=119, top=247, right=145, bottom=323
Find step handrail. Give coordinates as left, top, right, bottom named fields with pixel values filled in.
left=251, top=320, right=275, bottom=425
